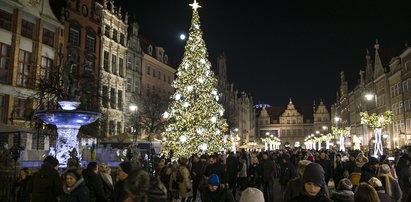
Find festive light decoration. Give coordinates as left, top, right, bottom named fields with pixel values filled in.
left=261, top=137, right=281, bottom=151
left=332, top=127, right=351, bottom=152
left=161, top=1, right=228, bottom=158
left=360, top=111, right=393, bottom=157
left=320, top=133, right=334, bottom=149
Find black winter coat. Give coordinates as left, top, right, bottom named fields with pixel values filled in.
left=82, top=169, right=107, bottom=202
left=332, top=161, right=345, bottom=185
left=226, top=155, right=240, bottom=177
left=204, top=163, right=227, bottom=184
left=60, top=178, right=89, bottom=202
left=283, top=177, right=304, bottom=202
left=261, top=159, right=277, bottom=182
left=330, top=190, right=354, bottom=202
left=99, top=173, right=114, bottom=201
left=359, top=163, right=376, bottom=183
left=147, top=175, right=168, bottom=202
left=289, top=192, right=333, bottom=202
left=27, top=163, right=63, bottom=202
left=317, top=158, right=332, bottom=181
left=112, top=179, right=127, bottom=202
left=279, top=162, right=296, bottom=186
left=13, top=175, right=31, bottom=202
left=201, top=186, right=235, bottom=202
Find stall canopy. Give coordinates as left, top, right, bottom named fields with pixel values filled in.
left=0, top=123, right=34, bottom=134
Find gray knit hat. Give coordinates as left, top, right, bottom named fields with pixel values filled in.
left=302, top=163, right=326, bottom=187
left=240, top=187, right=264, bottom=202
left=337, top=178, right=353, bottom=190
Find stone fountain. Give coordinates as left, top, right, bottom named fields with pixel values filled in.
left=35, top=101, right=101, bottom=167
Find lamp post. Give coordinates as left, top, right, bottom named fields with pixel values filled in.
left=129, top=105, right=138, bottom=141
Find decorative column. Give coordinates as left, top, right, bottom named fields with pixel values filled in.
left=360, top=111, right=392, bottom=157
left=332, top=127, right=351, bottom=152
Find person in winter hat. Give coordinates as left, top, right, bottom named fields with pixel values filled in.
left=289, top=163, right=332, bottom=202
left=240, top=187, right=265, bottom=202
left=201, top=174, right=235, bottom=202
left=331, top=178, right=354, bottom=202
left=112, top=161, right=133, bottom=202
left=368, top=177, right=393, bottom=202
left=283, top=160, right=311, bottom=202
left=354, top=183, right=381, bottom=202
left=349, top=153, right=368, bottom=190
left=378, top=164, right=402, bottom=202
left=60, top=169, right=89, bottom=202
left=359, top=157, right=379, bottom=185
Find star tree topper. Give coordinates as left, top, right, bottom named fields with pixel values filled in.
left=189, top=0, right=201, bottom=11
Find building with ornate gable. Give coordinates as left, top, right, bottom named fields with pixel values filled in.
left=257, top=99, right=331, bottom=148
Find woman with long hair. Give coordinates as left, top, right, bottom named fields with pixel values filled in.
left=354, top=183, right=380, bottom=202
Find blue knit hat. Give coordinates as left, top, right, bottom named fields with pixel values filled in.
left=208, top=174, right=220, bottom=186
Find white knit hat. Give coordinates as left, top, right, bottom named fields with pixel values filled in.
left=240, top=187, right=265, bottom=202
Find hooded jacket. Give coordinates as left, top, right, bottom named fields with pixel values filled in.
left=82, top=169, right=107, bottom=202
left=27, top=163, right=63, bottom=202
left=60, top=178, right=89, bottom=202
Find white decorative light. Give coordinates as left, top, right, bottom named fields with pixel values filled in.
left=365, top=93, right=374, bottom=101
left=175, top=94, right=181, bottom=100
left=200, top=59, right=206, bottom=64
left=184, top=63, right=189, bottom=69
left=216, top=130, right=221, bottom=135
left=198, top=77, right=204, bottom=83
left=183, top=102, right=190, bottom=107
left=196, top=128, right=204, bottom=134
left=179, top=135, right=187, bottom=143
left=211, top=116, right=217, bottom=123
left=215, top=96, right=219, bottom=101
left=199, top=143, right=208, bottom=151
left=211, top=90, right=217, bottom=95
left=219, top=109, right=224, bottom=116
left=187, top=85, right=194, bottom=91
left=163, top=112, right=169, bottom=119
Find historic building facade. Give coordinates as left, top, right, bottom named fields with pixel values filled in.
left=257, top=100, right=331, bottom=148
left=333, top=40, right=411, bottom=149
left=98, top=0, right=128, bottom=137
left=216, top=53, right=256, bottom=144
left=0, top=0, right=63, bottom=148
left=124, top=21, right=143, bottom=134
left=63, top=0, right=101, bottom=111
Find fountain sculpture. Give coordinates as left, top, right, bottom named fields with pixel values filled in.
left=35, top=101, right=101, bottom=167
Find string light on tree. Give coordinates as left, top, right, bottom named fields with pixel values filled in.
left=161, top=0, right=228, bottom=158
left=360, top=111, right=392, bottom=157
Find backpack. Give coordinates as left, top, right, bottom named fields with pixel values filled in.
left=349, top=172, right=361, bottom=186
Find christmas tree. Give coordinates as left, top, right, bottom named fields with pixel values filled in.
left=161, top=0, right=227, bottom=158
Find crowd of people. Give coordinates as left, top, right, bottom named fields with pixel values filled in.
left=10, top=147, right=411, bottom=202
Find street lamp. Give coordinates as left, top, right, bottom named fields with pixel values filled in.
left=129, top=105, right=138, bottom=112
left=393, top=137, right=398, bottom=149
left=364, top=93, right=374, bottom=101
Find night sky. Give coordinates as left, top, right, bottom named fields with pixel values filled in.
left=123, top=0, right=411, bottom=107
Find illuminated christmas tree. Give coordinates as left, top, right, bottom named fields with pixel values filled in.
left=161, top=0, right=227, bottom=158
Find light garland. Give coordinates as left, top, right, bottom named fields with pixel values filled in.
left=360, top=111, right=393, bottom=129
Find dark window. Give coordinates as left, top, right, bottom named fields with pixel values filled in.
left=40, top=57, right=52, bottom=80
left=100, top=120, right=107, bottom=137
left=120, top=33, right=125, bottom=45
left=127, top=56, right=132, bottom=70
left=103, top=51, right=109, bottom=71
left=117, top=122, right=122, bottom=135
left=111, top=55, right=117, bottom=75
left=158, top=71, right=161, bottom=79
left=109, top=120, right=115, bottom=136
left=118, top=90, right=123, bottom=110
left=0, top=10, right=12, bottom=30
left=68, top=27, right=80, bottom=46
left=21, top=20, right=34, bottom=39
left=147, top=66, right=150, bottom=75
left=110, top=88, right=116, bottom=109
left=152, top=69, right=156, bottom=77
left=85, top=34, right=95, bottom=52
left=102, top=86, right=108, bottom=108
left=119, top=58, right=124, bottom=77
left=163, top=74, right=166, bottom=82
left=14, top=98, right=26, bottom=120
left=82, top=5, right=88, bottom=17
left=104, top=25, right=110, bottom=37
left=85, top=58, right=94, bottom=72
left=127, top=78, right=132, bottom=92
left=0, top=43, right=11, bottom=83
left=17, top=50, right=31, bottom=88
left=0, top=94, right=5, bottom=122
left=42, top=29, right=55, bottom=46
left=112, top=29, right=117, bottom=42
